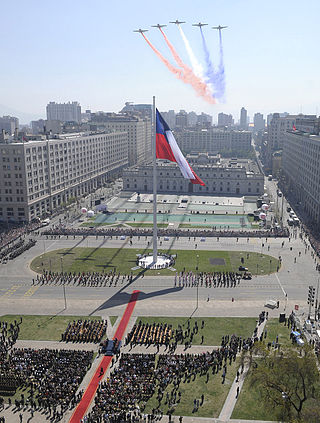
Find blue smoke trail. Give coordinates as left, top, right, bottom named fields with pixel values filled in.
left=217, top=31, right=226, bottom=102
left=200, top=28, right=225, bottom=102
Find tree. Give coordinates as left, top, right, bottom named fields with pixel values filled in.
left=249, top=345, right=320, bottom=421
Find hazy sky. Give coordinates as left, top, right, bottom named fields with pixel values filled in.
left=1, top=0, right=319, bottom=123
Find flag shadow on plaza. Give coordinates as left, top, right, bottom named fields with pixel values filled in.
left=89, top=273, right=183, bottom=314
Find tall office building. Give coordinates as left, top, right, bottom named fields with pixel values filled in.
left=0, top=131, right=128, bottom=222
left=175, top=128, right=252, bottom=153
left=253, top=113, right=265, bottom=131
left=187, top=111, right=198, bottom=127
left=295, top=114, right=319, bottom=134
left=46, top=102, right=81, bottom=123
left=175, top=111, right=188, bottom=129
left=240, top=107, right=248, bottom=129
left=0, top=116, right=19, bottom=135
left=90, top=113, right=151, bottom=166
left=267, top=113, right=296, bottom=166
left=120, top=102, right=152, bottom=118
left=197, top=112, right=212, bottom=127
left=218, top=113, right=234, bottom=127
left=282, top=130, right=320, bottom=226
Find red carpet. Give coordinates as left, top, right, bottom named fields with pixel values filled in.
left=69, top=290, right=140, bottom=423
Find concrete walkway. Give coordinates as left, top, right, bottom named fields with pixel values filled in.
left=0, top=317, right=275, bottom=423
left=219, top=319, right=267, bottom=421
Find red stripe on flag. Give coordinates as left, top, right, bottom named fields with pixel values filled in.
left=156, top=133, right=176, bottom=162
left=190, top=166, right=205, bottom=186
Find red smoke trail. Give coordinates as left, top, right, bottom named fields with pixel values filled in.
left=141, top=33, right=215, bottom=104
left=141, top=33, right=183, bottom=78
left=159, top=28, right=215, bottom=104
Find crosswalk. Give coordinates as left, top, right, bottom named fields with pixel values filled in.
left=0, top=285, right=39, bottom=299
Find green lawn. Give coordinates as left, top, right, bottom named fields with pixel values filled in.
left=30, top=248, right=279, bottom=276
left=0, top=315, right=102, bottom=341
left=109, top=316, right=118, bottom=326
left=265, top=318, right=294, bottom=349
left=137, top=317, right=257, bottom=346
left=231, top=367, right=280, bottom=420
left=143, top=357, right=239, bottom=418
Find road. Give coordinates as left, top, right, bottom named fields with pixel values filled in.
left=0, top=228, right=318, bottom=319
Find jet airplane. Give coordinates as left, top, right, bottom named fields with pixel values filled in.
left=212, top=25, right=228, bottom=31
left=151, top=24, right=167, bottom=29
left=169, top=20, right=186, bottom=25
left=192, top=22, right=208, bottom=28
left=133, top=29, right=148, bottom=33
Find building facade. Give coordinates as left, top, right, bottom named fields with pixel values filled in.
left=175, top=128, right=252, bottom=154
left=266, top=113, right=296, bottom=167
left=123, top=155, right=263, bottom=196
left=282, top=131, right=320, bottom=226
left=46, top=102, right=82, bottom=123
left=0, top=116, right=19, bottom=135
left=90, top=113, right=151, bottom=166
left=240, top=107, right=248, bottom=129
left=253, top=113, right=265, bottom=131
left=0, top=131, right=128, bottom=222
left=218, top=113, right=234, bottom=127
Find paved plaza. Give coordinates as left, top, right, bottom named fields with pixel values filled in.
left=0, top=188, right=318, bottom=423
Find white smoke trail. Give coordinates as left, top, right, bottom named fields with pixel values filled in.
left=178, top=25, right=204, bottom=80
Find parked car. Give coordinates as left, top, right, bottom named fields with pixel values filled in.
left=239, top=266, right=248, bottom=271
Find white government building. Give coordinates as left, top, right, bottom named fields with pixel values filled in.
left=123, top=154, right=264, bottom=196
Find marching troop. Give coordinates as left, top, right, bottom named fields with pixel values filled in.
left=33, top=270, right=133, bottom=287
left=174, top=270, right=241, bottom=288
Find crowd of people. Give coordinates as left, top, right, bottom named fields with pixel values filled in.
left=61, top=319, right=107, bottom=343
left=42, top=225, right=289, bottom=239
left=89, top=353, right=156, bottom=422
left=33, top=270, right=133, bottom=287
left=0, top=319, right=21, bottom=395
left=174, top=271, right=241, bottom=288
left=0, top=347, right=93, bottom=417
left=0, top=220, right=41, bottom=250
left=87, top=326, right=258, bottom=423
left=0, top=238, right=37, bottom=263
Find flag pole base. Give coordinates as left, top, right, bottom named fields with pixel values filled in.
left=138, top=254, right=174, bottom=270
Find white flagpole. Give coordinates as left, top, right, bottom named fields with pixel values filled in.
left=152, top=96, right=158, bottom=264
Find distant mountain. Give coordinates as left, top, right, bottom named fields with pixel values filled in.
left=0, top=104, right=45, bottom=124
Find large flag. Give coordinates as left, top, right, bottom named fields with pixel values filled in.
left=156, top=109, right=205, bottom=186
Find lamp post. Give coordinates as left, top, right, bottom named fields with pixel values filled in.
left=60, top=257, right=67, bottom=310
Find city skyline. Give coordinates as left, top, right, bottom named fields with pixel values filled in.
left=1, top=0, right=320, bottom=123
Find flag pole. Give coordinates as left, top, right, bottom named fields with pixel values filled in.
left=152, top=96, right=158, bottom=264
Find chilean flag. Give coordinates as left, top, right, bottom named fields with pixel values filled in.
left=156, top=109, right=205, bottom=186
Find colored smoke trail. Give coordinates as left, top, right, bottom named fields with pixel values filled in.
left=158, top=28, right=215, bottom=104
left=141, top=33, right=215, bottom=104
left=141, top=33, right=183, bottom=79
left=200, top=27, right=218, bottom=99
left=178, top=25, right=204, bottom=79
left=217, top=30, right=226, bottom=103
